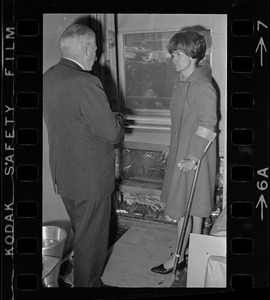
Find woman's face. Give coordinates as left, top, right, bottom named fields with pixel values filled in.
left=171, top=50, right=194, bottom=74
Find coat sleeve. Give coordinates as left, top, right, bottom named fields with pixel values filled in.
left=186, top=81, right=217, bottom=162
left=79, top=76, right=124, bottom=144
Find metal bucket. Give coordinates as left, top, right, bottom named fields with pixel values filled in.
left=42, top=226, right=67, bottom=287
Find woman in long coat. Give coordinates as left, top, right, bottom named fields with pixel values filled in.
left=151, top=30, right=217, bottom=274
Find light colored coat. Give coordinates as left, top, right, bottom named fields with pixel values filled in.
left=161, top=67, right=217, bottom=220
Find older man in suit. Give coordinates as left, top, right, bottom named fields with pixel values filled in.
left=43, top=24, right=124, bottom=287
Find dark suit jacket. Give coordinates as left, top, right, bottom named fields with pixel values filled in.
left=43, top=58, right=124, bottom=201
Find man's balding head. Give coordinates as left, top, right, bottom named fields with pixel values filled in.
left=60, top=24, right=97, bottom=71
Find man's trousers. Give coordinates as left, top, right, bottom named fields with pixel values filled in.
left=61, top=193, right=111, bottom=287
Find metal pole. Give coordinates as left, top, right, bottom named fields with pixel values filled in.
left=171, top=138, right=215, bottom=281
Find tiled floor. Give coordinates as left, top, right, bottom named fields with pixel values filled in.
left=103, top=225, right=179, bottom=287
left=59, top=217, right=187, bottom=288
left=59, top=216, right=187, bottom=288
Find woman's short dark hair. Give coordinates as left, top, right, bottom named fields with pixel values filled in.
left=167, top=30, right=206, bottom=64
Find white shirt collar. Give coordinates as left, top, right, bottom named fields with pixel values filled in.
left=63, top=57, right=85, bottom=70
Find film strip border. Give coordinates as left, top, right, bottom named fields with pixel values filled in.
left=2, top=1, right=42, bottom=299
left=228, top=10, right=269, bottom=292
left=1, top=2, right=269, bottom=299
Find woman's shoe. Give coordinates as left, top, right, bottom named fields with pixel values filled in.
left=151, top=258, right=187, bottom=274
left=151, top=263, right=173, bottom=274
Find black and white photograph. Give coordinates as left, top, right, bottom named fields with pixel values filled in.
left=1, top=1, right=269, bottom=299
left=42, top=13, right=227, bottom=288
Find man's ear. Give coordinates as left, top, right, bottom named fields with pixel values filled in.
left=84, top=43, right=91, bottom=56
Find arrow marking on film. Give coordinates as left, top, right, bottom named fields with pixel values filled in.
left=256, top=194, right=268, bottom=221
left=255, top=37, right=267, bottom=67
left=257, top=20, right=268, bottom=31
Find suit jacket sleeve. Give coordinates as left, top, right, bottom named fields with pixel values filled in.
left=186, top=81, right=217, bottom=162
left=79, top=75, right=124, bottom=144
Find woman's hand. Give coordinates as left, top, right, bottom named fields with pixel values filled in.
left=177, top=159, right=198, bottom=172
